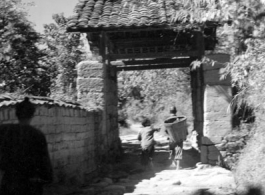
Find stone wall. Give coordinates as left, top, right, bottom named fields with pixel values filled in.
left=219, top=123, right=253, bottom=169
left=0, top=102, right=100, bottom=184
left=201, top=54, right=232, bottom=165
left=76, top=60, right=121, bottom=165
left=219, top=132, right=247, bottom=169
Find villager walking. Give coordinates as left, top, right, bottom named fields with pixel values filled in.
left=0, top=97, right=53, bottom=195
left=137, top=117, right=159, bottom=171
left=165, top=106, right=186, bottom=170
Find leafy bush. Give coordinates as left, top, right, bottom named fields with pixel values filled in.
left=42, top=14, right=89, bottom=101
left=117, top=68, right=193, bottom=129
left=234, top=113, right=265, bottom=193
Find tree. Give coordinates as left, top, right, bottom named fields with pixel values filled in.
left=42, top=13, right=89, bottom=101
left=0, top=0, right=51, bottom=95
left=118, top=68, right=192, bottom=124
left=221, top=1, right=265, bottom=110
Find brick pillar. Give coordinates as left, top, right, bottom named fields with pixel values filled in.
left=201, top=54, right=232, bottom=165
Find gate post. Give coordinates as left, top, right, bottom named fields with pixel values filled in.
left=190, top=65, right=204, bottom=147
left=76, top=60, right=121, bottom=166
left=201, top=54, right=232, bottom=165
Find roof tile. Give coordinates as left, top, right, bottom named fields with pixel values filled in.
left=67, top=0, right=212, bottom=31
left=0, top=95, right=86, bottom=110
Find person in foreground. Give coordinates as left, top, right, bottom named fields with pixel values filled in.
left=0, top=97, right=53, bottom=195
left=137, top=117, right=160, bottom=171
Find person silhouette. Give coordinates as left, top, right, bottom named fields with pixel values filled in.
left=0, top=97, right=53, bottom=195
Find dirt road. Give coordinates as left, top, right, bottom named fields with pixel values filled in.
left=44, top=125, right=236, bottom=195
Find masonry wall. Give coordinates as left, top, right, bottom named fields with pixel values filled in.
left=0, top=104, right=100, bottom=184
left=201, top=54, right=232, bottom=165
left=76, top=60, right=121, bottom=165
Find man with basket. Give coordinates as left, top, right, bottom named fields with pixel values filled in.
left=164, top=106, right=187, bottom=170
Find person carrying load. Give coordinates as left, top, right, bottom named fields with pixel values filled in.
left=164, top=106, right=188, bottom=170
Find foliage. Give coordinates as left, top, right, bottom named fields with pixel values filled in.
left=234, top=115, right=265, bottom=193
left=0, top=1, right=90, bottom=99
left=202, top=0, right=265, bottom=191
left=0, top=0, right=51, bottom=95
left=226, top=22, right=265, bottom=112
left=174, top=0, right=265, bottom=112
left=118, top=68, right=190, bottom=101
left=42, top=13, right=89, bottom=101
left=224, top=2, right=265, bottom=191
left=118, top=68, right=193, bottom=127
left=201, top=0, right=265, bottom=119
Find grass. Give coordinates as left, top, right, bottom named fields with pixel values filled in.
left=234, top=116, right=265, bottom=194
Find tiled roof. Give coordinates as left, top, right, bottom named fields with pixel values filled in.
left=0, top=94, right=85, bottom=109
left=67, top=0, right=215, bottom=32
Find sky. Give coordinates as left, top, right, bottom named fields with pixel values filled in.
left=21, top=0, right=78, bottom=32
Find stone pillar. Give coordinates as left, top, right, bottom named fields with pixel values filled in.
left=201, top=54, right=232, bottom=165
left=76, top=61, right=104, bottom=108
left=76, top=60, right=120, bottom=165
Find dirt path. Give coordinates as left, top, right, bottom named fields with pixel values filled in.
left=44, top=125, right=237, bottom=195
left=119, top=130, right=236, bottom=195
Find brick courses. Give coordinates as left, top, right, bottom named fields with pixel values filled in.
left=0, top=105, right=98, bottom=185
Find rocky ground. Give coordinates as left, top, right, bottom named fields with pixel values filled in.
left=44, top=125, right=237, bottom=195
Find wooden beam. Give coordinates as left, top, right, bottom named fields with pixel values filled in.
left=196, top=31, right=205, bottom=56
left=99, top=32, right=106, bottom=60
left=105, top=33, right=114, bottom=55
left=116, top=63, right=191, bottom=71
left=111, top=58, right=193, bottom=66
left=67, top=25, right=203, bottom=33
left=67, top=22, right=218, bottom=33
left=108, top=50, right=200, bottom=61
left=67, top=26, right=169, bottom=33
left=112, top=38, right=175, bottom=46
left=109, top=32, right=196, bottom=46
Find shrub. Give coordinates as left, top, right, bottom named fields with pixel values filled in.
left=234, top=113, right=265, bottom=193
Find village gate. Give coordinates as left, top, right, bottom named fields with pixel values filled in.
left=67, top=0, right=232, bottom=165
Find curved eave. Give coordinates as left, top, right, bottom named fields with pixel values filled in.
left=67, top=21, right=219, bottom=33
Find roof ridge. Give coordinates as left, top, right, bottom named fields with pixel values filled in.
left=0, top=94, right=84, bottom=109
